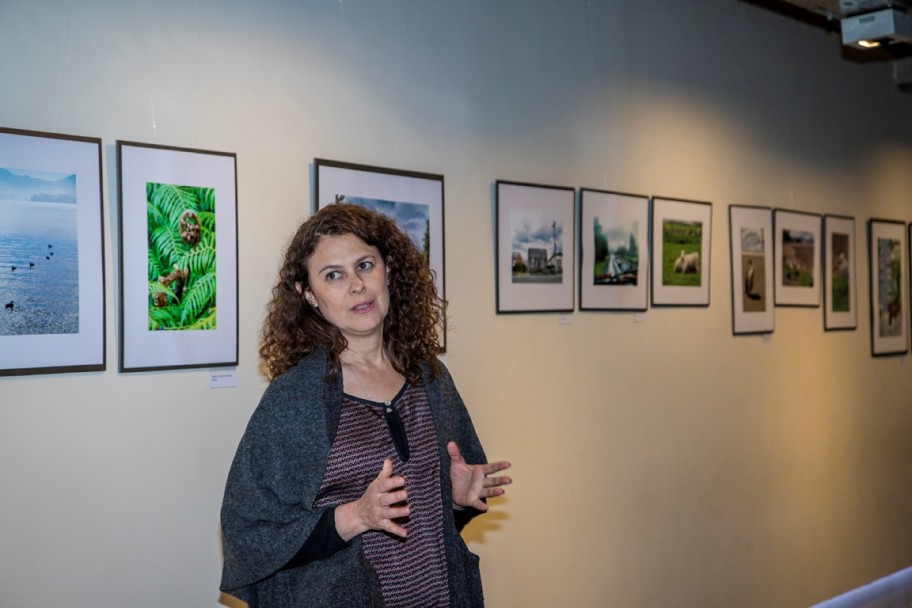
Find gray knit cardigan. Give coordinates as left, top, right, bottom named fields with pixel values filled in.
left=219, top=350, right=488, bottom=607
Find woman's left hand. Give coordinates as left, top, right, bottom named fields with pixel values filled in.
left=447, top=441, right=512, bottom=511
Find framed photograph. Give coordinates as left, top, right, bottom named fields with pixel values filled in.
left=729, top=205, right=774, bottom=335
left=314, top=158, right=446, bottom=349
left=650, top=196, right=712, bottom=307
left=774, top=209, right=821, bottom=307
left=0, top=127, right=105, bottom=376
left=579, top=189, right=649, bottom=311
left=496, top=180, right=575, bottom=313
left=117, top=141, right=238, bottom=372
left=823, top=215, right=857, bottom=331
left=868, top=219, right=908, bottom=356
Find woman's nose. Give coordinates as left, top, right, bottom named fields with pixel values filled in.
left=350, top=275, right=366, bottom=293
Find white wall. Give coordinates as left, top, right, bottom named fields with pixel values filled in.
left=2, top=1, right=912, bottom=606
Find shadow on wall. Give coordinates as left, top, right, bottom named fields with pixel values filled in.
left=460, top=504, right=511, bottom=545
left=811, top=566, right=912, bottom=608
left=219, top=592, right=246, bottom=607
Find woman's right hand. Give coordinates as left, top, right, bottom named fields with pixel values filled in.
left=334, top=459, right=409, bottom=541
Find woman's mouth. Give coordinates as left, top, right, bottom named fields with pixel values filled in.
left=351, top=300, right=374, bottom=313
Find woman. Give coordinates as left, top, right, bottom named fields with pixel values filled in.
left=220, top=203, right=512, bottom=607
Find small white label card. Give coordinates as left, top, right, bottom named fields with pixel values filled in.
left=210, top=369, right=237, bottom=389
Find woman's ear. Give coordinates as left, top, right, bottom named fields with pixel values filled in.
left=304, top=290, right=318, bottom=309
left=295, top=282, right=318, bottom=308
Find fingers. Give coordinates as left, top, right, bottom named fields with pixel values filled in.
left=380, top=457, right=393, bottom=476
left=338, top=459, right=413, bottom=541
left=447, top=441, right=464, bottom=463
left=468, top=479, right=511, bottom=511
left=384, top=521, right=408, bottom=538
left=376, top=459, right=406, bottom=494
left=481, top=460, right=512, bottom=475
left=473, top=462, right=512, bottom=487
left=381, top=487, right=408, bottom=505
left=378, top=503, right=410, bottom=538
left=370, top=459, right=409, bottom=537
left=450, top=444, right=511, bottom=478
left=449, top=444, right=515, bottom=511
left=484, top=475, right=513, bottom=489
left=468, top=499, right=489, bottom=512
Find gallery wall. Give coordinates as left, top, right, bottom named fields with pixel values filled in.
left=2, top=1, right=912, bottom=606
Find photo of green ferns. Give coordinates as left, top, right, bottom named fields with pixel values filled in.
left=146, top=182, right=217, bottom=331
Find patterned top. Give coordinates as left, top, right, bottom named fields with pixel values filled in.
left=313, top=382, right=451, bottom=607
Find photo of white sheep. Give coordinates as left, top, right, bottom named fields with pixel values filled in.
left=673, top=250, right=700, bottom=273
left=661, top=219, right=702, bottom=287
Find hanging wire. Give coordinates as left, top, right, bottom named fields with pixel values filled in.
left=55, top=0, right=73, bottom=132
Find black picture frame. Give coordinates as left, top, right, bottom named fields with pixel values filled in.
left=314, top=158, right=446, bottom=350
left=729, top=205, right=774, bottom=335
left=650, top=196, right=712, bottom=307
left=496, top=180, right=576, bottom=314
left=0, top=127, right=106, bottom=376
left=868, top=218, right=909, bottom=356
left=117, top=141, right=239, bottom=372
left=578, top=188, right=649, bottom=312
left=773, top=209, right=822, bottom=307
left=823, top=214, right=857, bottom=331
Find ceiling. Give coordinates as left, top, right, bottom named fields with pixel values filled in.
left=742, top=0, right=912, bottom=61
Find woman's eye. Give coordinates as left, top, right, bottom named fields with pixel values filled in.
left=325, top=271, right=342, bottom=281
left=358, top=260, right=374, bottom=271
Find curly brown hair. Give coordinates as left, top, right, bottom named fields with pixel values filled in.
left=260, top=202, right=445, bottom=382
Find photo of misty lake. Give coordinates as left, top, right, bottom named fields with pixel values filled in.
left=0, top=166, right=79, bottom=336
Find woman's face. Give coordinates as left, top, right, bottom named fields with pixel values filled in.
left=302, top=233, right=390, bottom=343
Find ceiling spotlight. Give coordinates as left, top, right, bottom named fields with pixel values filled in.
left=841, top=8, right=912, bottom=50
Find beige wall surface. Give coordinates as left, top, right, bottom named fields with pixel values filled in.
left=2, top=1, right=912, bottom=606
